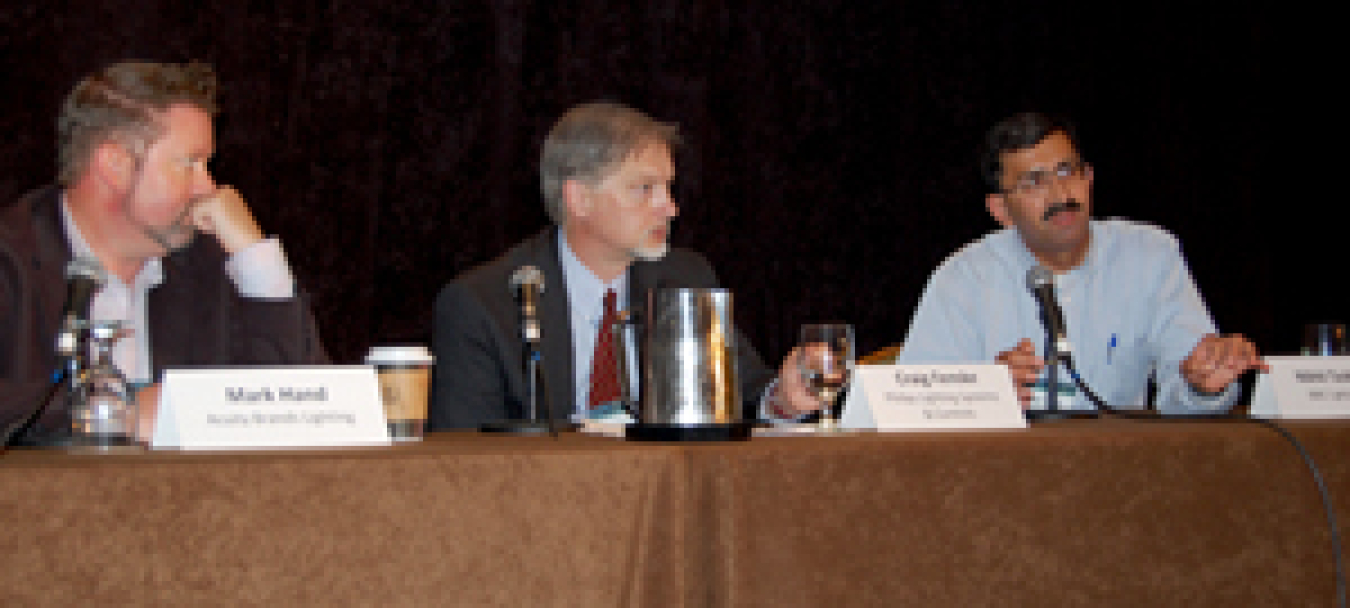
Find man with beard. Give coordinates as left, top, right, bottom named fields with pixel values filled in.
left=897, top=112, right=1263, bottom=414
left=1, top=61, right=327, bottom=446
left=429, top=102, right=821, bottom=429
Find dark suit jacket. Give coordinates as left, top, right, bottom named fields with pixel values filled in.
left=429, top=227, right=773, bottom=430
left=1, top=186, right=329, bottom=445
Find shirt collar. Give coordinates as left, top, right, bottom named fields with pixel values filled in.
left=59, top=193, right=164, bottom=290
left=558, top=230, right=628, bottom=320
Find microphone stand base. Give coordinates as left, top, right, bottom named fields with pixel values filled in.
left=65, top=433, right=144, bottom=454
left=479, top=420, right=575, bottom=435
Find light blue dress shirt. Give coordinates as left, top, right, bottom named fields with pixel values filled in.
left=557, top=232, right=638, bottom=418
left=897, top=219, right=1235, bottom=414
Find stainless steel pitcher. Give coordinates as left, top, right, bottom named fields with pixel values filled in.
left=636, top=288, right=741, bottom=425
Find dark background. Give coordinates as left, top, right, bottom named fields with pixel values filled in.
left=0, top=2, right=1325, bottom=366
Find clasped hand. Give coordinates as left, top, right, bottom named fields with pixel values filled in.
left=191, top=185, right=265, bottom=254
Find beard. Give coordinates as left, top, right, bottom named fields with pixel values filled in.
left=631, top=225, right=671, bottom=261
left=125, top=200, right=198, bottom=255
left=148, top=222, right=197, bottom=253
left=119, top=163, right=200, bottom=255
left=632, top=241, right=669, bottom=261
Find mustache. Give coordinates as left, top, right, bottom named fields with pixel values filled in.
left=1042, top=199, right=1083, bottom=222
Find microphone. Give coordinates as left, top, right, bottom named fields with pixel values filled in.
left=481, top=265, right=556, bottom=433
left=56, top=258, right=108, bottom=358
left=1026, top=266, right=1068, bottom=415
left=1025, top=266, right=1069, bottom=357
left=510, top=265, right=545, bottom=345
left=1025, top=266, right=1112, bottom=416
left=2, top=258, right=107, bottom=450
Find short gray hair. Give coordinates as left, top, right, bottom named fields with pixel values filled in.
left=539, top=102, right=679, bottom=223
left=57, top=60, right=218, bottom=185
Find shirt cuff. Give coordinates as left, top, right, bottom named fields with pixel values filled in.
left=758, top=377, right=810, bottom=423
left=225, top=237, right=296, bottom=299
left=1180, top=382, right=1238, bottom=413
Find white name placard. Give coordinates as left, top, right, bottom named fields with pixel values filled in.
left=1249, top=356, right=1350, bottom=419
left=151, top=366, right=391, bottom=449
left=840, top=364, right=1027, bottom=431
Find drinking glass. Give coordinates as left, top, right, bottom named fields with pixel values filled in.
left=70, top=321, right=138, bottom=449
left=798, top=323, right=855, bottom=430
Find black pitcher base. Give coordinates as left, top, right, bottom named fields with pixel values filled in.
left=625, top=422, right=754, bottom=442
left=480, top=420, right=577, bottom=434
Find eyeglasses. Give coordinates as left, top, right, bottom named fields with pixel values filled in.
left=1006, top=160, right=1089, bottom=194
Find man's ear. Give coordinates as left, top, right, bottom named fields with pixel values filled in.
left=562, top=179, right=591, bottom=219
left=91, top=142, right=134, bottom=189
left=986, top=192, right=1013, bottom=228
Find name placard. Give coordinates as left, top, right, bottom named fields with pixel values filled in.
left=1250, top=356, right=1350, bottom=419
left=840, top=364, right=1027, bottom=431
left=151, top=366, right=391, bottom=449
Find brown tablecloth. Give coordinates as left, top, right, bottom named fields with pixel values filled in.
left=2, top=420, right=1346, bottom=606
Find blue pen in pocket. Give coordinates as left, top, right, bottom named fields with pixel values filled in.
left=1108, top=334, right=1117, bottom=364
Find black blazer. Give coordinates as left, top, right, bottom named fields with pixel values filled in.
left=0, top=186, right=329, bottom=444
left=429, top=227, right=773, bottom=430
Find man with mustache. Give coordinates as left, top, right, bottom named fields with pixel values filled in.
left=1, top=61, right=327, bottom=446
left=430, top=102, right=821, bottom=429
left=897, top=112, right=1263, bottom=414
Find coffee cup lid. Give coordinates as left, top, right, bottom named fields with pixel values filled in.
left=365, top=345, right=434, bottom=365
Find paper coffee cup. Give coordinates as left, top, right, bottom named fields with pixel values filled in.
left=365, top=345, right=434, bottom=441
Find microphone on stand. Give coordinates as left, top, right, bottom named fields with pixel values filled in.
left=481, top=266, right=558, bottom=435
left=511, top=266, right=545, bottom=423
left=1025, top=266, right=1108, bottom=419
left=512, top=266, right=544, bottom=348
left=2, top=258, right=107, bottom=450
left=57, top=258, right=108, bottom=358
left=1025, top=266, right=1070, bottom=419
left=1026, top=267, right=1068, bottom=360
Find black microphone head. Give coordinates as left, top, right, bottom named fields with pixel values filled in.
left=1026, top=266, right=1053, bottom=292
left=510, top=265, right=544, bottom=294
left=66, top=257, right=107, bottom=286
left=57, top=257, right=107, bottom=357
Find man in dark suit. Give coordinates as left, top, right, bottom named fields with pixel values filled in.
left=430, top=102, right=820, bottom=429
left=1, top=61, right=327, bottom=446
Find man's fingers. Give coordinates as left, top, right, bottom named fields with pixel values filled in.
left=997, top=338, right=1045, bottom=388
left=1180, top=334, right=1266, bottom=394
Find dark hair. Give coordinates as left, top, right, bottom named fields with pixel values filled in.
left=57, top=61, right=218, bottom=185
left=539, top=101, right=680, bottom=223
left=979, top=112, right=1081, bottom=192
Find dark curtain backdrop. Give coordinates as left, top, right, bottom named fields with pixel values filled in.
left=0, top=2, right=1317, bottom=366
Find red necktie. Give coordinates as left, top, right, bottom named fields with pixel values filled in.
left=588, top=289, right=621, bottom=408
